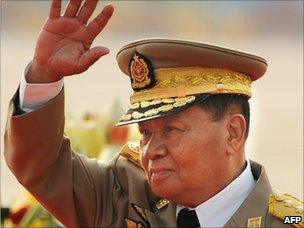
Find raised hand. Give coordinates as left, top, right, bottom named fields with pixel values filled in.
left=27, top=0, right=114, bottom=83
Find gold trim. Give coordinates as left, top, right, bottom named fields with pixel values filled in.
left=155, top=199, right=169, bottom=210
left=132, top=204, right=148, bottom=222
left=130, top=96, right=195, bottom=110
left=139, top=98, right=175, bottom=109
left=120, top=114, right=132, bottom=121
left=128, top=142, right=140, bottom=153
left=144, top=109, right=159, bottom=117
left=130, top=66, right=252, bottom=103
left=119, top=143, right=142, bottom=169
left=125, top=218, right=144, bottom=228
left=132, top=111, right=144, bottom=119
left=269, top=193, right=304, bottom=228
left=158, top=104, right=174, bottom=112
left=119, top=96, right=196, bottom=122
left=130, top=103, right=140, bottom=109
left=140, top=101, right=151, bottom=108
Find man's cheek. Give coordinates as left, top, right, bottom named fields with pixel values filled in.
left=166, top=134, right=183, bottom=146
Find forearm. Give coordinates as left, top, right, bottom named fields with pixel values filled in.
left=4, top=87, right=118, bottom=227
left=4, top=87, right=65, bottom=183
left=4, top=88, right=82, bottom=226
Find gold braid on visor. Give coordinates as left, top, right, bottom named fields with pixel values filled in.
left=130, top=66, right=252, bottom=104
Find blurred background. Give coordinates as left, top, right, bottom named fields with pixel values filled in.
left=1, top=0, right=303, bottom=226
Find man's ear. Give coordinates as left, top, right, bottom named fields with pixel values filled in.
left=226, top=114, right=246, bottom=154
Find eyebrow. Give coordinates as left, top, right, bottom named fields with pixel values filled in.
left=137, top=112, right=188, bottom=129
left=165, top=112, right=189, bottom=123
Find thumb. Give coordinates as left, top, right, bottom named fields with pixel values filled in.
left=77, top=46, right=110, bottom=72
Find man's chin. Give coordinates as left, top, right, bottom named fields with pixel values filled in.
left=149, top=182, right=179, bottom=200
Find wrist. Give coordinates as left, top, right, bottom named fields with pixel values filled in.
left=26, top=62, right=61, bottom=83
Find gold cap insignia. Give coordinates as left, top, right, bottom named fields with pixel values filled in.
left=130, top=52, right=156, bottom=91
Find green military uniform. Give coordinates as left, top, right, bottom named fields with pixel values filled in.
left=5, top=39, right=303, bottom=227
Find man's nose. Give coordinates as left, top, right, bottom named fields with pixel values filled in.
left=142, top=133, right=167, bottom=160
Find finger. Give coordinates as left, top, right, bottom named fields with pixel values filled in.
left=49, top=0, right=62, bottom=19
left=78, top=46, right=110, bottom=71
left=77, top=0, right=99, bottom=24
left=87, top=4, right=114, bottom=38
left=64, top=0, right=82, bottom=17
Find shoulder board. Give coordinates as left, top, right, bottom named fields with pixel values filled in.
left=119, top=142, right=143, bottom=169
left=269, top=193, right=303, bottom=228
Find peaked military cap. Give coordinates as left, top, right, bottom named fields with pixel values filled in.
left=116, top=38, right=267, bottom=126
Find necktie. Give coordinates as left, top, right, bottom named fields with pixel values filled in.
left=177, top=208, right=200, bottom=228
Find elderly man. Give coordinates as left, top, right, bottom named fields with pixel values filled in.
left=4, top=0, right=303, bottom=227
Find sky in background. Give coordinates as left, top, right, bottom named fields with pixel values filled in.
left=1, top=1, right=303, bottom=205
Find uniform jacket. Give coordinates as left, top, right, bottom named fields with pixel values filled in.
left=4, top=89, right=303, bottom=228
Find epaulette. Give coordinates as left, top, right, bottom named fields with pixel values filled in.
left=269, top=193, right=304, bottom=228
left=119, top=142, right=143, bottom=169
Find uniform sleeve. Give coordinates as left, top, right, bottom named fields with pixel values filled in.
left=4, top=88, right=119, bottom=227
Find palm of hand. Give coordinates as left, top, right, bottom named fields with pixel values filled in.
left=35, top=17, right=93, bottom=77
left=29, top=0, right=114, bottom=82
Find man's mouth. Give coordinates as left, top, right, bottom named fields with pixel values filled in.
left=149, top=168, right=173, bottom=183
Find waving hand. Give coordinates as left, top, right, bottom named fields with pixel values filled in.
left=27, top=0, right=114, bottom=83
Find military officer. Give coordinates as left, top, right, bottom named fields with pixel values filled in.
left=4, top=0, right=303, bottom=227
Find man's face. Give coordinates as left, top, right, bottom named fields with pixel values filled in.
left=138, top=105, right=229, bottom=205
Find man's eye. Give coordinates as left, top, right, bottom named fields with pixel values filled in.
left=140, top=130, right=151, bottom=139
left=164, top=126, right=185, bottom=134
left=165, top=126, right=177, bottom=133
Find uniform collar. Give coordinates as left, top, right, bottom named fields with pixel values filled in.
left=176, top=159, right=256, bottom=227
left=224, top=160, right=273, bottom=227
